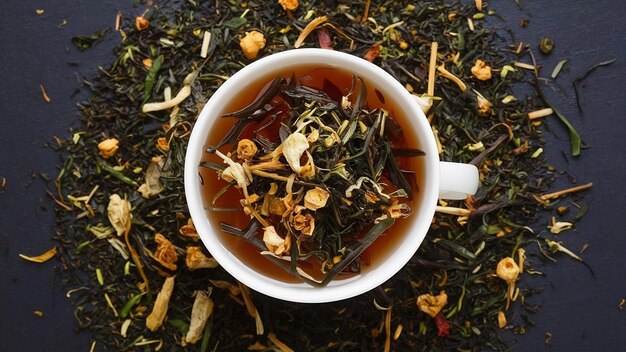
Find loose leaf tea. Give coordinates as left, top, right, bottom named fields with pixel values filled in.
left=50, top=0, right=591, bottom=351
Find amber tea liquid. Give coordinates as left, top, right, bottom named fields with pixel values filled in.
left=199, top=65, right=426, bottom=283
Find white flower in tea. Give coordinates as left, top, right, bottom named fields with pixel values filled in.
left=282, top=132, right=309, bottom=174
left=304, top=187, right=329, bottom=211
left=416, top=291, right=448, bottom=318
left=185, top=246, right=219, bottom=270
left=263, top=225, right=289, bottom=255
left=107, top=194, right=131, bottom=236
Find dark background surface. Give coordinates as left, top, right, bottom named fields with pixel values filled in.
left=1, top=1, right=625, bottom=351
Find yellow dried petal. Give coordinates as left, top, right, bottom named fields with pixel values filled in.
left=186, top=247, right=219, bottom=270
left=263, top=226, right=285, bottom=253
left=153, top=234, right=178, bottom=272
left=416, top=291, right=448, bottom=318
left=19, top=247, right=57, bottom=263
left=98, top=138, right=119, bottom=159
left=146, top=276, right=175, bottom=331
left=497, top=311, right=507, bottom=328
left=240, top=31, right=266, bottom=60
left=496, top=257, right=519, bottom=283
left=548, top=221, right=574, bottom=234
left=236, top=139, right=258, bottom=160
left=471, top=59, right=492, bottom=80
left=278, top=0, right=299, bottom=11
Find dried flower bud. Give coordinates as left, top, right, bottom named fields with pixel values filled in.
left=476, top=93, right=492, bottom=115
left=290, top=207, right=315, bottom=236
left=135, top=16, right=150, bottom=31
left=156, top=137, right=170, bottom=153
left=539, top=36, right=554, bottom=55
left=146, top=276, right=175, bottom=331
left=98, top=138, right=119, bottom=159
left=304, top=187, right=330, bottom=211
left=471, top=59, right=492, bottom=80
left=107, top=194, right=131, bottom=236
left=283, top=132, right=309, bottom=174
left=153, top=234, right=178, bottom=272
left=236, top=139, right=258, bottom=160
left=496, top=257, right=519, bottom=283
left=278, top=0, right=298, bottom=11
left=186, top=247, right=219, bottom=270
left=240, top=31, right=266, bottom=60
left=416, top=291, right=448, bottom=318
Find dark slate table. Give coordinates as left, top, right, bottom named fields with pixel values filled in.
left=2, top=1, right=625, bottom=351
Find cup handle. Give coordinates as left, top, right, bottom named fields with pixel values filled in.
left=439, top=161, right=479, bottom=200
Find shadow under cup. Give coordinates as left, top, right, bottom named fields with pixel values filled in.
left=185, top=49, right=439, bottom=303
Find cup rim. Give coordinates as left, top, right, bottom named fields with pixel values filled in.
left=184, top=48, right=440, bottom=303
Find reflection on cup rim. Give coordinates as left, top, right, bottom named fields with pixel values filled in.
left=184, top=49, right=440, bottom=303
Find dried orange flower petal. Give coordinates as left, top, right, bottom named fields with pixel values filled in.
left=135, top=16, right=150, bottom=31
left=471, top=59, right=492, bottom=80
left=416, top=291, right=448, bottom=318
left=186, top=247, right=219, bottom=270
left=98, top=138, right=119, bottom=159
left=240, top=31, right=266, bottom=60
left=154, top=234, right=178, bottom=271
left=278, top=0, right=299, bottom=11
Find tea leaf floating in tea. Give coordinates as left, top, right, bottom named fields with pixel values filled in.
left=49, top=0, right=593, bottom=350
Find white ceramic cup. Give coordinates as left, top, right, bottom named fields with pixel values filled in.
left=185, top=49, right=478, bottom=303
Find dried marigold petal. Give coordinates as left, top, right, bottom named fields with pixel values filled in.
left=153, top=233, right=178, bottom=272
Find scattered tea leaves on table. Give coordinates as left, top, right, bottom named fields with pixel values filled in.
left=48, top=1, right=594, bottom=350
